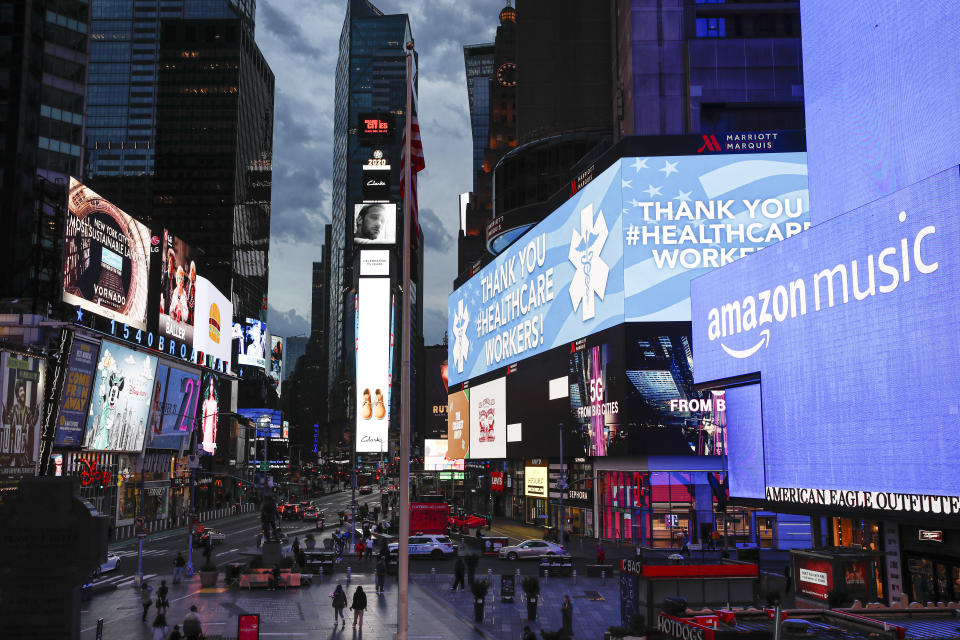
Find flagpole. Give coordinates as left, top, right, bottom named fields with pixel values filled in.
left=397, top=39, right=414, bottom=640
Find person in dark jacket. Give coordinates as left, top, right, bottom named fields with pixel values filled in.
left=561, top=594, right=574, bottom=636
left=156, top=580, right=169, bottom=614
left=375, top=555, right=387, bottom=593
left=330, top=584, right=348, bottom=626
left=270, top=564, right=281, bottom=590
left=182, top=605, right=202, bottom=640
left=167, top=624, right=183, bottom=640
left=140, top=581, right=154, bottom=621
left=350, top=585, right=367, bottom=629
left=173, top=552, right=186, bottom=584
left=451, top=555, right=466, bottom=591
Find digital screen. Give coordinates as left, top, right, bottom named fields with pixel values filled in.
left=233, top=317, right=267, bottom=370
left=469, top=377, right=506, bottom=459
left=237, top=408, right=282, bottom=439
left=192, top=276, right=232, bottom=372
left=358, top=112, right=393, bottom=139
left=691, top=168, right=960, bottom=507
left=84, top=341, right=158, bottom=452
left=570, top=330, right=624, bottom=457
left=146, top=362, right=201, bottom=450
left=53, top=336, right=100, bottom=447
left=424, top=439, right=464, bottom=471
left=268, top=336, right=283, bottom=396
left=425, top=346, right=449, bottom=440
left=355, top=278, right=390, bottom=453
left=723, top=384, right=763, bottom=499
left=525, top=465, right=548, bottom=498
left=362, top=166, right=391, bottom=201
left=0, top=352, right=46, bottom=477
left=360, top=250, right=390, bottom=276
left=157, top=229, right=198, bottom=346
left=446, top=389, right=469, bottom=459
left=197, top=372, right=219, bottom=454
left=448, top=150, right=809, bottom=386
left=63, top=178, right=151, bottom=329
left=354, top=203, right=397, bottom=245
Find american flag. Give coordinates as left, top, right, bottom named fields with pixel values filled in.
left=400, top=110, right=425, bottom=245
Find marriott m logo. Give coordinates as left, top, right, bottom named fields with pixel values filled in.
left=697, top=134, right=721, bottom=153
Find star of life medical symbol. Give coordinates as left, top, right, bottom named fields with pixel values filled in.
left=452, top=298, right=470, bottom=373
left=568, top=204, right=609, bottom=320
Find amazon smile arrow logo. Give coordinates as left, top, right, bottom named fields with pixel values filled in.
left=720, top=329, right=770, bottom=359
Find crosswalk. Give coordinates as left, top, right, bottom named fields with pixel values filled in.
left=115, top=548, right=169, bottom=559
left=87, top=572, right=158, bottom=591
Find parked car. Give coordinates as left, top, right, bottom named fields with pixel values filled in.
left=302, top=507, right=320, bottom=521
left=498, top=539, right=566, bottom=561
left=90, top=553, right=121, bottom=578
left=388, top=534, right=458, bottom=558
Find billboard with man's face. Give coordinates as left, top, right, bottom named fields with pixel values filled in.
left=0, top=352, right=46, bottom=477
left=353, top=203, right=397, bottom=245
left=63, top=178, right=151, bottom=329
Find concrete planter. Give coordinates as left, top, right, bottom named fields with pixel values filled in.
left=199, top=570, right=219, bottom=587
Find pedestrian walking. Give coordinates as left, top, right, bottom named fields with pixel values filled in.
left=292, top=536, right=300, bottom=556
left=710, top=529, right=721, bottom=550
left=451, top=555, right=466, bottom=591
left=355, top=538, right=366, bottom=562
left=182, top=605, right=203, bottom=640
left=375, top=555, right=386, bottom=593
left=365, top=535, right=375, bottom=560
left=561, top=594, right=574, bottom=636
left=156, top=580, right=170, bottom=614
left=330, top=583, right=348, bottom=626
left=596, top=544, right=606, bottom=565
left=167, top=624, right=183, bottom=640
left=350, top=585, right=367, bottom=629
left=151, top=611, right=168, bottom=640
left=270, top=563, right=281, bottom=590
left=173, top=552, right=185, bottom=584
left=140, top=581, right=154, bottom=622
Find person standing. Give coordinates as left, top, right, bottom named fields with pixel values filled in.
left=151, top=611, right=168, bottom=640
left=350, top=585, right=367, bottom=629
left=167, top=624, right=183, bottom=640
left=355, top=538, right=366, bottom=562
left=292, top=536, right=300, bottom=557
left=561, top=594, right=574, bottom=636
left=596, top=544, right=606, bottom=565
left=375, top=555, right=386, bottom=593
left=140, top=581, right=154, bottom=622
left=330, top=584, right=348, bottom=626
left=451, top=555, right=466, bottom=591
left=173, top=552, right=185, bottom=584
left=156, top=580, right=169, bottom=614
left=182, top=605, right=203, bottom=640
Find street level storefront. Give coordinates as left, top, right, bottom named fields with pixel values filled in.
left=899, top=525, right=960, bottom=604
left=524, top=459, right=549, bottom=526
left=548, top=459, right=594, bottom=537
left=58, top=450, right=120, bottom=521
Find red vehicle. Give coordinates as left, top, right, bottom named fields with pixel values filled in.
left=409, top=502, right=450, bottom=535
left=448, top=513, right=487, bottom=531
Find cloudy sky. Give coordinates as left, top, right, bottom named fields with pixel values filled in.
left=259, top=0, right=506, bottom=343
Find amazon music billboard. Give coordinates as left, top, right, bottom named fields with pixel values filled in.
left=691, top=168, right=960, bottom=513
left=448, top=139, right=809, bottom=386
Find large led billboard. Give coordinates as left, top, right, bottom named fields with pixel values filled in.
left=157, top=229, right=198, bottom=345
left=193, top=276, right=232, bottom=371
left=237, top=408, right=282, bottom=439
left=0, top=351, right=46, bottom=477
left=84, top=341, right=158, bottom=452
left=63, top=178, right=151, bottom=329
left=424, top=439, right=464, bottom=471
left=268, top=336, right=283, bottom=395
left=233, top=317, right=267, bottom=370
left=146, top=361, right=201, bottom=450
left=355, top=278, right=390, bottom=453
left=446, top=389, right=469, bottom=459
left=425, top=346, right=449, bottom=440
left=353, top=203, right=397, bottom=245
left=691, top=168, right=960, bottom=512
left=198, top=372, right=219, bottom=454
left=448, top=150, right=809, bottom=386
left=53, top=336, right=100, bottom=447
left=469, top=377, right=506, bottom=459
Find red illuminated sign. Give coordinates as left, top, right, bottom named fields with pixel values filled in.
left=78, top=459, right=112, bottom=487
left=491, top=472, right=504, bottom=491
left=358, top=113, right=393, bottom=139
left=238, top=614, right=259, bottom=640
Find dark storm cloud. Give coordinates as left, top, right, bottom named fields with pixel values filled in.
left=267, top=304, right=310, bottom=338
left=418, top=207, right=454, bottom=253
left=259, top=1, right=330, bottom=61
left=423, top=306, right=449, bottom=347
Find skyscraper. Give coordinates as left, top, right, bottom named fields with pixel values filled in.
left=0, top=0, right=90, bottom=313
left=327, top=0, right=423, bottom=444
left=83, top=0, right=272, bottom=320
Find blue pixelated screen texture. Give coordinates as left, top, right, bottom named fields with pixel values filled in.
left=691, top=167, right=960, bottom=497
left=723, top=383, right=765, bottom=499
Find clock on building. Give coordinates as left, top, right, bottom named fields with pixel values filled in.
left=496, top=62, right=517, bottom=87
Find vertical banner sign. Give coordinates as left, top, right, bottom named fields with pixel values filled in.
left=884, top=524, right=903, bottom=605
left=0, top=352, right=46, bottom=477
left=355, top=278, right=391, bottom=452
left=54, top=336, right=101, bottom=446
left=238, top=614, right=259, bottom=640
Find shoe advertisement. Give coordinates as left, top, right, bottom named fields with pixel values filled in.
left=355, top=277, right=390, bottom=453
left=469, top=377, right=506, bottom=459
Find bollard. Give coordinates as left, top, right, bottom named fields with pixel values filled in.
left=319, top=567, right=324, bottom=582
left=516, top=568, right=521, bottom=579
left=601, top=569, right=606, bottom=585
left=488, top=568, right=493, bottom=579
left=573, top=569, right=577, bottom=584
left=347, top=566, right=352, bottom=581
left=432, top=567, right=437, bottom=583
left=545, top=568, right=549, bottom=582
